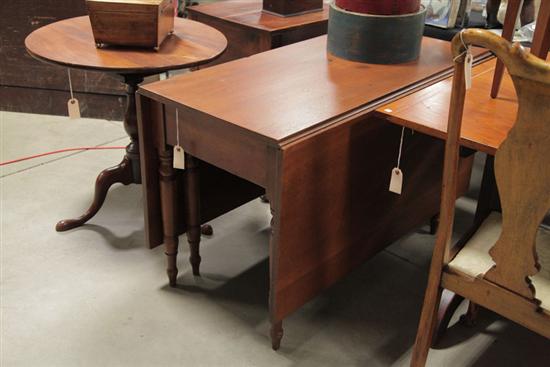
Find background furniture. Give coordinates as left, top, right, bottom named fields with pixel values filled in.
left=187, top=0, right=328, bottom=67
left=25, top=16, right=227, bottom=232
left=0, top=0, right=125, bottom=119
left=491, top=0, right=550, bottom=97
left=381, top=29, right=550, bottom=366
left=137, top=35, right=490, bottom=350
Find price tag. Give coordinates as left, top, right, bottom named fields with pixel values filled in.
left=67, top=98, right=81, bottom=119
left=389, top=126, right=406, bottom=195
left=389, top=167, right=403, bottom=195
left=173, top=145, right=185, bottom=169
left=464, top=51, right=473, bottom=90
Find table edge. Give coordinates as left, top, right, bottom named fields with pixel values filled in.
left=24, top=16, right=229, bottom=75
left=138, top=50, right=493, bottom=148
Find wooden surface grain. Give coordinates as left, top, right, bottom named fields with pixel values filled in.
left=377, top=58, right=519, bottom=155
left=271, top=115, right=473, bottom=321
left=25, top=16, right=227, bottom=74
left=140, top=35, right=490, bottom=144
left=188, top=0, right=328, bottom=31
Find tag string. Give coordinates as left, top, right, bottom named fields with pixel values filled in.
left=396, top=126, right=405, bottom=169
left=453, top=31, right=471, bottom=63
left=175, top=108, right=180, bottom=147
left=67, top=69, right=75, bottom=100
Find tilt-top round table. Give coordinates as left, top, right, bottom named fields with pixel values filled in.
left=25, top=16, right=227, bottom=232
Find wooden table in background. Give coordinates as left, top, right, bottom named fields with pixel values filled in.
left=0, top=0, right=125, bottom=120
left=25, top=16, right=227, bottom=232
left=187, top=0, right=328, bottom=66
left=137, top=35, right=490, bottom=349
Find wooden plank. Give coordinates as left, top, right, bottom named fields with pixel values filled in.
left=136, top=93, right=164, bottom=248
left=377, top=58, right=518, bottom=155
left=442, top=271, right=550, bottom=338
left=271, top=115, right=473, bottom=320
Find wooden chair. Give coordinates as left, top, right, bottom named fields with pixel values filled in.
left=410, top=29, right=550, bottom=367
left=491, top=0, right=550, bottom=97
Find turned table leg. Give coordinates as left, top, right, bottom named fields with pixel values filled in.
left=56, top=74, right=144, bottom=232
left=185, top=153, right=202, bottom=276
left=159, top=148, right=179, bottom=286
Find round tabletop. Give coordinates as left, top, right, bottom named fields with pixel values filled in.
left=25, top=16, right=227, bottom=75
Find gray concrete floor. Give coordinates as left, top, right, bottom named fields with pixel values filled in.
left=1, top=111, right=549, bottom=366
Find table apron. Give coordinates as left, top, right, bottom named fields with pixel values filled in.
left=164, top=105, right=270, bottom=187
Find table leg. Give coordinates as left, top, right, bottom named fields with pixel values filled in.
left=433, top=155, right=497, bottom=344
left=159, top=147, right=179, bottom=286
left=185, top=153, right=202, bottom=276
left=270, top=320, right=284, bottom=351
left=268, top=203, right=284, bottom=350
left=56, top=74, right=144, bottom=232
left=490, top=0, right=522, bottom=98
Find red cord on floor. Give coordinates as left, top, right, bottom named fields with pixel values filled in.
left=0, top=147, right=126, bottom=166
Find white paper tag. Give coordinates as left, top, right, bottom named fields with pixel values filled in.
left=67, top=98, right=80, bottom=119
left=389, top=167, right=403, bottom=195
left=173, top=145, right=185, bottom=169
left=464, top=51, right=473, bottom=90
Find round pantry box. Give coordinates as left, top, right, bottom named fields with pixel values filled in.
left=327, top=2, right=426, bottom=64
left=335, top=0, right=421, bottom=15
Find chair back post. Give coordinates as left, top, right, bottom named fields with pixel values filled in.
left=435, top=60, right=467, bottom=267
left=445, top=29, right=550, bottom=301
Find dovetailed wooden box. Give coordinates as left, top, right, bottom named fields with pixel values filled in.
left=86, top=0, right=175, bottom=49
left=263, top=0, right=323, bottom=16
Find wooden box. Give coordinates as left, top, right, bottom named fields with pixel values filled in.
left=263, top=0, right=323, bottom=16
left=86, top=0, right=174, bottom=49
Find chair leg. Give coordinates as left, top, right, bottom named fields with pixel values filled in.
left=432, top=290, right=465, bottom=346
left=460, top=301, right=480, bottom=326
left=411, top=283, right=443, bottom=367
left=530, top=0, right=550, bottom=59
left=491, top=0, right=522, bottom=98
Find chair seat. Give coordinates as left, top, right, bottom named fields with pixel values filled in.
left=448, top=212, right=550, bottom=311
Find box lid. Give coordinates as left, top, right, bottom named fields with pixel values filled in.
left=87, top=0, right=165, bottom=5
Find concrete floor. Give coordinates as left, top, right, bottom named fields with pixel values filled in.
left=1, top=111, right=549, bottom=366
